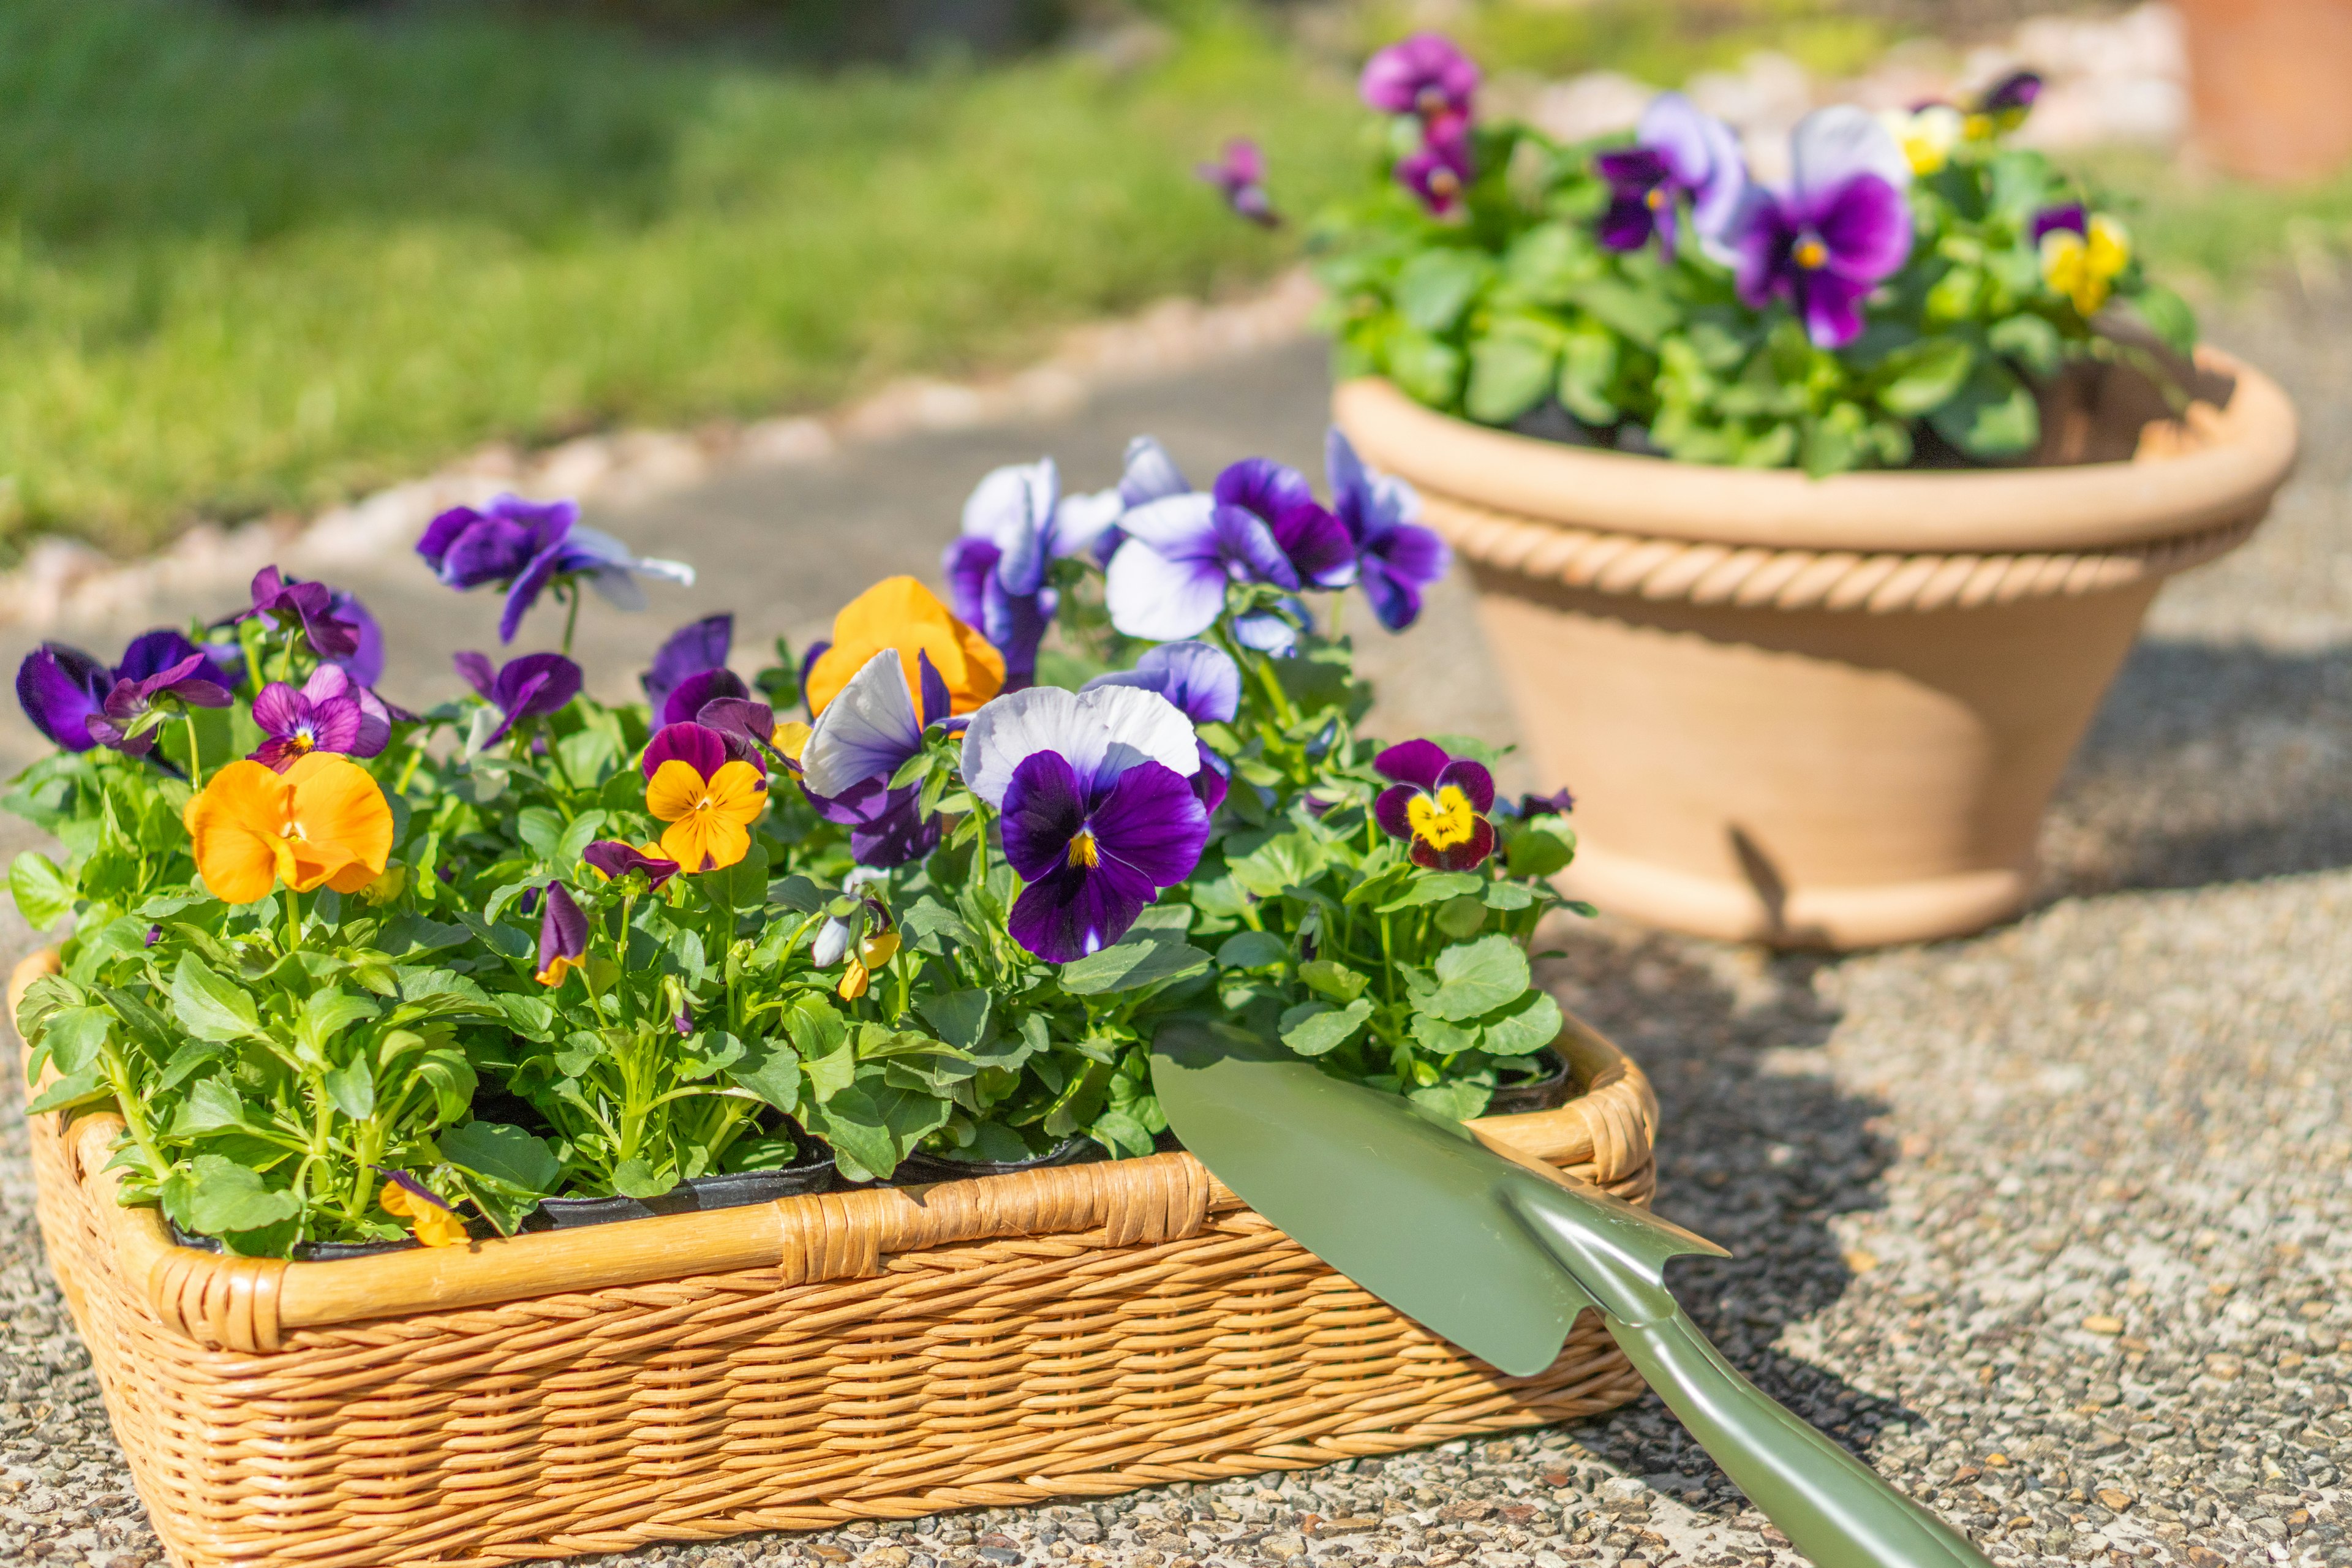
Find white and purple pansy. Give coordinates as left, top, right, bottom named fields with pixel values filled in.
left=1081, top=639, right=1241, bottom=812
left=1373, top=738, right=1498, bottom=872
left=943, top=458, right=1087, bottom=688
left=960, top=684, right=1210, bottom=963
left=1101, top=455, right=1355, bottom=643
left=797, top=647, right=957, bottom=868
left=1594, top=92, right=1747, bottom=262
left=1058, top=435, right=1194, bottom=571
left=1727, top=106, right=1915, bottom=350
left=1327, top=431, right=1449, bottom=633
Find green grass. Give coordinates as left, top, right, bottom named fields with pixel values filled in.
left=0, top=1, right=1363, bottom=556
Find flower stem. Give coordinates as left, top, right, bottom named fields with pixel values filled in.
left=284, top=888, right=303, bottom=954
left=561, top=583, right=581, bottom=658
left=183, top=712, right=205, bottom=791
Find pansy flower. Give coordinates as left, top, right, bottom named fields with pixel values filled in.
left=1101, top=456, right=1354, bottom=643
left=182, top=753, right=396, bottom=905
left=250, top=665, right=393, bottom=772
left=415, top=494, right=694, bottom=643
left=17, top=632, right=239, bottom=756
left=375, top=1169, right=468, bottom=1249
left=1327, top=430, right=1449, bottom=633
left=1878, top=103, right=1966, bottom=176
left=582, top=839, right=682, bottom=893
left=802, top=576, right=1005, bottom=719
left=1082, top=640, right=1241, bottom=813
left=1515, top=786, right=1575, bottom=820
left=2034, top=205, right=2129, bottom=318
left=1963, top=69, right=2040, bottom=140
left=1373, top=739, right=1497, bottom=872
left=1056, top=435, right=1195, bottom=572
left=84, top=650, right=235, bottom=758
left=799, top=649, right=956, bottom=867
left=641, top=722, right=767, bottom=873
left=453, top=651, right=584, bottom=749
left=961, top=685, right=1209, bottom=962
left=1397, top=115, right=1474, bottom=217
left=640, top=614, right=747, bottom=726
left=1728, top=107, right=1914, bottom=349
left=535, top=882, right=589, bottom=988
left=1197, top=138, right=1280, bottom=228
left=1595, top=92, right=1747, bottom=260
left=1359, top=32, right=1479, bottom=121
left=239, top=567, right=365, bottom=662
left=943, top=458, right=1085, bottom=688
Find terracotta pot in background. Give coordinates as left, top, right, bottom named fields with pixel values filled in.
left=1335, top=350, right=2298, bottom=949
left=2179, top=0, right=2352, bottom=184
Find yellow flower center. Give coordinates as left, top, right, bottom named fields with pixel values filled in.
left=1645, top=187, right=1667, bottom=211
left=1430, top=168, right=1460, bottom=197
left=1068, top=830, right=1100, bottom=869
left=1793, top=236, right=1830, bottom=270
left=1406, top=786, right=1477, bottom=850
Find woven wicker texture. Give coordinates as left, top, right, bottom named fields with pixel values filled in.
left=17, top=952, right=1659, bottom=1568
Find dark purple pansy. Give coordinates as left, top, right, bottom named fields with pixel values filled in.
left=241, top=567, right=363, bottom=661
left=1372, top=738, right=1498, bottom=872
left=640, top=720, right=731, bottom=782
left=1000, top=752, right=1208, bottom=963
left=1215, top=458, right=1357, bottom=594
left=249, top=664, right=388, bottom=772
left=535, top=882, right=589, bottom=987
left=15, top=630, right=234, bottom=755
left=2032, top=203, right=2087, bottom=244
left=1359, top=32, right=1479, bottom=121
left=418, top=493, right=693, bottom=643
left=327, top=592, right=385, bottom=687
left=1396, top=114, right=1474, bottom=217
left=582, top=839, right=681, bottom=892
left=454, top=650, right=584, bottom=748
left=1515, top=786, right=1575, bottom=819
left=641, top=614, right=735, bottom=722
left=83, top=651, right=233, bottom=758
left=1594, top=92, right=1746, bottom=260
left=1728, top=107, right=1913, bottom=350
left=696, top=696, right=781, bottom=767
left=1327, top=429, right=1449, bottom=633
left=1197, top=137, right=1280, bottom=228
left=1975, top=69, right=2041, bottom=120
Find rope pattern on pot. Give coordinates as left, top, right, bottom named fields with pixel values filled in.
left=1420, top=494, right=2264, bottom=613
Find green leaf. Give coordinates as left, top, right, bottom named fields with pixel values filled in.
left=1506, top=828, right=1575, bottom=880
left=1477, top=990, right=1564, bottom=1058
left=9, top=851, right=74, bottom=929
left=1376, top=872, right=1482, bottom=913
left=1279, top=998, right=1373, bottom=1057
left=731, top=1033, right=804, bottom=1115
left=322, top=1057, right=375, bottom=1120
left=2132, top=285, right=2197, bottom=358
left=1434, top=895, right=1487, bottom=939
left=26, top=1066, right=108, bottom=1115
left=440, top=1121, right=560, bottom=1193
left=1501, top=223, right=1596, bottom=304
left=900, top=895, right=974, bottom=955
left=1386, top=327, right=1466, bottom=408
left=1395, top=249, right=1491, bottom=334
left=1409, top=1011, right=1480, bottom=1057
left=1298, top=959, right=1368, bottom=1004
left=1215, top=930, right=1289, bottom=970
left=181, top=1155, right=302, bottom=1235
left=1558, top=324, right=1621, bottom=425
left=1873, top=337, right=1976, bottom=417
left=515, top=807, right=565, bottom=860
left=1929, top=358, right=2039, bottom=458
left=170, top=954, right=260, bottom=1042
left=1408, top=1080, right=1492, bottom=1123
left=38, top=1006, right=112, bottom=1077
left=768, top=874, right=829, bottom=914
left=807, top=1080, right=955, bottom=1183
left=610, top=1158, right=672, bottom=1200
left=378, top=912, right=475, bottom=957
left=1569, top=279, right=1676, bottom=349
left=1465, top=328, right=1559, bottom=424
left=917, top=989, right=993, bottom=1052
left=1427, top=934, right=1531, bottom=1022
left=701, top=836, right=771, bottom=912
left=785, top=995, right=855, bottom=1100
left=1059, top=935, right=1213, bottom=996
left=1227, top=832, right=1328, bottom=899
left=1986, top=312, right=2064, bottom=379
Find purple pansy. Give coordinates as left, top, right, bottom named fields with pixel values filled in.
left=249, top=665, right=393, bottom=772
left=328, top=591, right=385, bottom=687
left=242, top=567, right=364, bottom=662
left=1373, top=739, right=1498, bottom=872
left=1515, top=786, right=1575, bottom=819
left=641, top=614, right=745, bottom=726
left=960, top=684, right=1208, bottom=963
left=1975, top=69, right=2041, bottom=122
left=1396, top=114, right=1474, bottom=217
left=1197, top=138, right=1279, bottom=228
left=1327, top=430, right=1449, bottom=633
left=1728, top=107, right=1915, bottom=349
left=535, top=883, right=589, bottom=987
left=1595, top=92, right=1747, bottom=260
left=1101, top=453, right=1357, bottom=643
left=696, top=696, right=782, bottom=767
left=1082, top=641, right=1242, bottom=813
left=417, top=492, right=693, bottom=643
left=944, top=458, right=1107, bottom=688
left=83, top=649, right=235, bottom=758
left=2032, top=203, right=2087, bottom=244
left=797, top=649, right=954, bottom=867
left=641, top=720, right=737, bottom=780
left=17, top=632, right=238, bottom=754
left=582, top=840, right=681, bottom=892
left=454, top=650, right=585, bottom=748
left=1218, top=458, right=1358, bottom=592
left=1359, top=32, right=1479, bottom=121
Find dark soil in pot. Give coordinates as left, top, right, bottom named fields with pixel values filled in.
left=888, top=1134, right=1106, bottom=1184
left=1483, top=1046, right=1577, bottom=1116
left=529, top=1136, right=837, bottom=1230
left=163, top=1223, right=466, bottom=1262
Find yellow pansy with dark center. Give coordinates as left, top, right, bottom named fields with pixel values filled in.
left=1373, top=738, right=1499, bottom=872
left=2040, top=215, right=2130, bottom=318
left=1407, top=785, right=1480, bottom=851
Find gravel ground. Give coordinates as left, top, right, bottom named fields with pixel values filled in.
left=3, top=277, right=2349, bottom=1568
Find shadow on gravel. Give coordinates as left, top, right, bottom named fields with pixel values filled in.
left=2042, top=638, right=2352, bottom=899
left=1539, top=932, right=1928, bottom=1496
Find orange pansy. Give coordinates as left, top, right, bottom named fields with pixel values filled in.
left=646, top=758, right=767, bottom=873
left=803, top=576, right=1005, bottom=717
left=183, top=753, right=395, bottom=905
left=380, top=1180, right=469, bottom=1248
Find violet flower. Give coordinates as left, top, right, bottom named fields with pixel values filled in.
left=84, top=652, right=234, bottom=758
left=797, top=649, right=954, bottom=867
left=640, top=614, right=748, bottom=726
left=1082, top=641, right=1241, bottom=814
left=943, top=458, right=1078, bottom=690
left=1515, top=786, right=1575, bottom=820
left=535, top=882, right=589, bottom=988
left=1396, top=115, right=1474, bottom=217
left=1101, top=455, right=1356, bottom=643
left=1595, top=92, right=1746, bottom=260
left=17, top=632, right=237, bottom=754
left=454, top=651, right=584, bottom=748
left=959, top=685, right=1208, bottom=962
left=1969, top=69, right=2041, bottom=134
left=696, top=696, right=784, bottom=768
left=241, top=567, right=364, bottom=662
left=329, top=591, right=385, bottom=687
left=582, top=840, right=681, bottom=892
left=416, top=493, right=693, bottom=643
left=249, top=665, right=393, bottom=772
left=1057, top=435, right=1193, bottom=570
left=1359, top=33, right=1479, bottom=121
left=1373, top=739, right=1498, bottom=872
left=1197, top=138, right=1279, bottom=228
left=1728, top=107, right=1915, bottom=349
left=1327, top=430, right=1449, bottom=633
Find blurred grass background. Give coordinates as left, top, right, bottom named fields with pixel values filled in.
left=0, top=0, right=2345, bottom=557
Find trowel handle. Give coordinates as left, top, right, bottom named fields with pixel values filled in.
left=1601, top=1306, right=1994, bottom=1568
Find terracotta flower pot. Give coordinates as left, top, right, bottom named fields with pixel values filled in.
left=1335, top=350, right=2299, bottom=949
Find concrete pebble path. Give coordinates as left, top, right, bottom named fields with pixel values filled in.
left=1, top=281, right=2347, bottom=1568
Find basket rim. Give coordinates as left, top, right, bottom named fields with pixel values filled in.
left=10, top=947, right=1659, bottom=1351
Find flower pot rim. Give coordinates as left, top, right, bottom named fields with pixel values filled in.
left=1334, top=346, right=2298, bottom=557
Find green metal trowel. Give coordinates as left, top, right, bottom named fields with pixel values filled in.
left=1151, top=1023, right=1992, bottom=1568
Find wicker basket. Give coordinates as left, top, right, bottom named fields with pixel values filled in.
left=12, top=949, right=1659, bottom=1568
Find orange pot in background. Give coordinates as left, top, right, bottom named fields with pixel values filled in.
left=2179, top=0, right=2352, bottom=184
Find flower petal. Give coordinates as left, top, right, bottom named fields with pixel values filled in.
left=1008, top=862, right=1148, bottom=964
left=999, top=750, right=1089, bottom=880
left=1087, top=760, right=1209, bottom=889
left=1434, top=757, right=1496, bottom=815
left=1810, top=172, right=1913, bottom=284
left=642, top=614, right=733, bottom=711
left=959, top=684, right=1199, bottom=809
left=805, top=576, right=1005, bottom=717
left=800, top=649, right=924, bottom=798
left=647, top=759, right=712, bottom=824
left=1374, top=739, right=1450, bottom=790
left=15, top=646, right=108, bottom=752
left=1102, top=539, right=1229, bottom=643
left=186, top=760, right=293, bottom=903
left=642, top=721, right=728, bottom=783
left=660, top=666, right=748, bottom=728
left=1374, top=783, right=1418, bottom=842
left=1083, top=640, right=1240, bottom=726
left=282, top=752, right=394, bottom=887
left=1790, top=104, right=1912, bottom=199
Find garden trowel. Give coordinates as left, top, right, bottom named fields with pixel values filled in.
left=1150, top=1023, right=1992, bottom=1568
